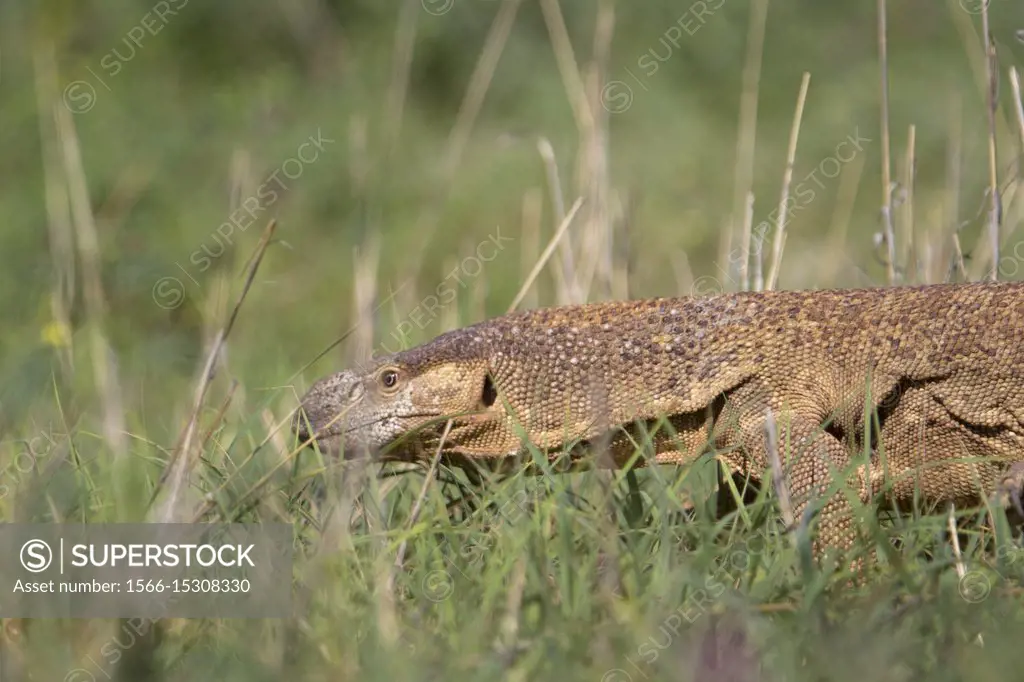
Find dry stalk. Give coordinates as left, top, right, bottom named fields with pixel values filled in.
left=877, top=0, right=897, bottom=284
left=151, top=220, right=279, bottom=523
left=766, top=72, right=811, bottom=291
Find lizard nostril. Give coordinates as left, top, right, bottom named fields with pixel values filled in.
left=348, top=382, right=363, bottom=401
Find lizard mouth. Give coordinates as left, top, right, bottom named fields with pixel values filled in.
left=292, top=410, right=449, bottom=455
left=339, top=412, right=445, bottom=435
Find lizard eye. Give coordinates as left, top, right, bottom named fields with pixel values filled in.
left=378, top=368, right=400, bottom=392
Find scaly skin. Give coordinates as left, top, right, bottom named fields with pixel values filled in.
left=294, top=281, right=1024, bottom=554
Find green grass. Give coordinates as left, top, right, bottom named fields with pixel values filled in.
left=5, top=415, right=1024, bottom=681
left=3, top=0, right=1024, bottom=679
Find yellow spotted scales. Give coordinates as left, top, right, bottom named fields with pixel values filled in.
left=295, top=281, right=1024, bottom=555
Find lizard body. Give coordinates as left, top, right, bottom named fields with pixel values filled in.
left=294, top=281, right=1024, bottom=552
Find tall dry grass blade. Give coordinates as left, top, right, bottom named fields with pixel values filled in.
left=764, top=409, right=794, bottom=529
left=283, top=322, right=367, bottom=398
left=948, top=0, right=1012, bottom=143
left=468, top=237, right=490, bottom=322
left=717, top=218, right=736, bottom=292
left=258, top=403, right=290, bottom=473
left=198, top=381, right=238, bottom=460
left=520, top=188, right=543, bottom=310
left=442, top=0, right=524, bottom=179
left=497, top=555, right=529, bottom=656
left=981, top=4, right=1001, bottom=281
left=877, top=0, right=897, bottom=285
left=32, top=45, right=77, bottom=378
left=440, top=255, right=462, bottom=332
left=538, top=137, right=568, bottom=225
left=349, top=233, right=381, bottom=364
left=740, top=191, right=755, bottom=291
left=402, top=0, right=522, bottom=279
left=383, top=0, right=420, bottom=160
left=386, top=419, right=452, bottom=581
left=1011, top=68, right=1024, bottom=152
left=901, top=124, right=917, bottom=282
left=671, top=251, right=696, bottom=296
left=537, top=138, right=578, bottom=301
left=612, top=191, right=634, bottom=300
left=947, top=502, right=983, bottom=648
left=538, top=0, right=604, bottom=303
left=507, top=197, right=585, bottom=314
left=947, top=502, right=966, bottom=579
left=151, top=220, right=279, bottom=523
left=945, top=93, right=968, bottom=282
left=348, top=114, right=370, bottom=207
left=1008, top=68, right=1024, bottom=242
left=538, top=0, right=595, bottom=141
left=732, top=0, right=770, bottom=281
left=753, top=216, right=765, bottom=292
left=380, top=420, right=454, bottom=645
left=189, top=405, right=327, bottom=523
left=766, top=71, right=811, bottom=291
left=575, top=0, right=615, bottom=302
left=52, top=54, right=130, bottom=489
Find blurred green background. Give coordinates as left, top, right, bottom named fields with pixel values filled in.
left=2, top=0, right=1022, bottom=438
left=1, top=1, right=1024, bottom=680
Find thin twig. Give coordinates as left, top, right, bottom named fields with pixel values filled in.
left=981, top=4, right=1001, bottom=281
left=574, top=0, right=616, bottom=303
left=197, top=381, right=239, bottom=457
left=399, top=0, right=522, bottom=297
left=902, top=124, right=917, bottom=282
left=766, top=72, right=811, bottom=291
left=53, top=54, right=129, bottom=469
left=947, top=503, right=966, bottom=579
left=443, top=0, right=524, bottom=179
left=189, top=402, right=331, bottom=523
left=877, top=0, right=897, bottom=284
left=496, top=555, right=529, bottom=656
left=946, top=93, right=968, bottom=282
left=507, top=197, right=585, bottom=314
left=383, top=0, right=420, bottom=160
left=733, top=0, right=769, bottom=288
left=1010, top=67, right=1024, bottom=151
left=151, top=219, right=279, bottom=522
left=764, top=409, right=794, bottom=529
left=520, top=188, right=543, bottom=311
left=386, top=419, right=454, bottom=591
left=538, top=0, right=595, bottom=140
left=740, top=191, right=755, bottom=291
left=32, top=46, right=76, bottom=383
left=537, top=138, right=576, bottom=301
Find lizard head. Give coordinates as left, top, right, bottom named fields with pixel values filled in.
left=291, top=310, right=643, bottom=466
left=292, top=346, right=502, bottom=461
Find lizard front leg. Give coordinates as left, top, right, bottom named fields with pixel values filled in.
left=722, top=411, right=865, bottom=560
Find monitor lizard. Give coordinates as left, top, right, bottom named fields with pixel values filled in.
left=293, top=281, right=1024, bottom=556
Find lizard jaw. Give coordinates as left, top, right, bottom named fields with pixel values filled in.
left=293, top=397, right=450, bottom=458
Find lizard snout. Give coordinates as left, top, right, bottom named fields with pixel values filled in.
left=293, top=370, right=365, bottom=447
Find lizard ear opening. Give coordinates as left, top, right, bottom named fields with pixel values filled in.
left=480, top=374, right=498, bottom=408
